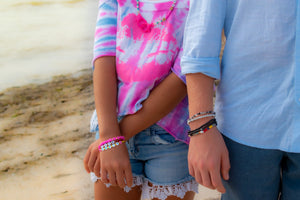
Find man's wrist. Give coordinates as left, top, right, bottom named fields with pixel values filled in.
left=188, top=116, right=215, bottom=130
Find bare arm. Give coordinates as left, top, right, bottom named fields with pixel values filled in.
left=119, top=72, right=187, bottom=140
left=85, top=56, right=133, bottom=188
left=93, top=57, right=120, bottom=139
left=186, top=73, right=230, bottom=194
left=85, top=59, right=187, bottom=188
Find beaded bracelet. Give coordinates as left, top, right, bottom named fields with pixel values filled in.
left=188, top=118, right=217, bottom=135
left=190, top=111, right=215, bottom=119
left=98, top=136, right=125, bottom=152
left=187, top=113, right=216, bottom=125
left=98, top=140, right=124, bottom=152
left=188, top=118, right=217, bottom=137
left=187, top=111, right=215, bottom=125
left=99, top=136, right=125, bottom=147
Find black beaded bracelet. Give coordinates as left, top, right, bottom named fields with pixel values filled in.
left=188, top=118, right=217, bottom=137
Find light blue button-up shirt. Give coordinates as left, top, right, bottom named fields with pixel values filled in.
left=181, top=0, right=300, bottom=153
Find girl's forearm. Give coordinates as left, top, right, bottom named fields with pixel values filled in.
left=119, top=73, right=187, bottom=140
left=93, top=56, right=121, bottom=140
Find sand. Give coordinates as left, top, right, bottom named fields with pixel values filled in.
left=0, top=69, right=220, bottom=200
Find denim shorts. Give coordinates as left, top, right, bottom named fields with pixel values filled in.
left=221, top=135, right=300, bottom=200
left=91, top=123, right=198, bottom=200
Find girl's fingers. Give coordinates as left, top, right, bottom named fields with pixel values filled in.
left=107, top=170, right=117, bottom=186
left=83, top=148, right=91, bottom=173
left=88, top=151, right=98, bottom=173
left=101, top=169, right=109, bottom=184
left=116, top=170, right=126, bottom=188
left=94, top=156, right=101, bottom=177
left=124, top=167, right=133, bottom=187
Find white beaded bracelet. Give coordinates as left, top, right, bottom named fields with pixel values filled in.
left=99, top=140, right=124, bottom=152
left=187, top=113, right=216, bottom=125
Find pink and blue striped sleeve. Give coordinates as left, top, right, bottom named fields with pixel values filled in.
left=93, top=0, right=118, bottom=66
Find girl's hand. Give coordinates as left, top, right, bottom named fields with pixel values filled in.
left=83, top=140, right=101, bottom=177
left=100, top=143, right=133, bottom=188
left=83, top=140, right=133, bottom=188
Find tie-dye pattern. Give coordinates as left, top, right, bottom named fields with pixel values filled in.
left=91, top=0, right=190, bottom=143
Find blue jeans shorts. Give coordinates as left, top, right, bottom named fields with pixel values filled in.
left=91, top=123, right=198, bottom=200
left=221, top=135, right=300, bottom=200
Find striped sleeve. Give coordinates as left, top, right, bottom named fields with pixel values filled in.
left=171, top=48, right=186, bottom=84
left=93, top=0, right=118, bottom=65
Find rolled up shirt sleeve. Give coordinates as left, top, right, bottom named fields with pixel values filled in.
left=181, top=0, right=225, bottom=80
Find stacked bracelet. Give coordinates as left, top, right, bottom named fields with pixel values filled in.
left=98, top=136, right=125, bottom=152
left=188, top=118, right=217, bottom=137
left=187, top=111, right=216, bottom=125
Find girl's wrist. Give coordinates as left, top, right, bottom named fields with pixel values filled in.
left=118, top=117, right=137, bottom=140
left=98, top=132, right=122, bottom=142
left=97, top=118, right=122, bottom=138
left=98, top=126, right=122, bottom=142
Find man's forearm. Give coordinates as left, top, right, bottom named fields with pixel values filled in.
left=119, top=73, right=187, bottom=140
left=186, top=73, right=215, bottom=130
left=186, top=73, right=230, bottom=194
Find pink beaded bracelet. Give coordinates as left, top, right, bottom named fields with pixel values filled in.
left=99, top=136, right=125, bottom=147
left=98, top=136, right=125, bottom=152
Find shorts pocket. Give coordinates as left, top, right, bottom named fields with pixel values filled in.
left=152, top=126, right=177, bottom=145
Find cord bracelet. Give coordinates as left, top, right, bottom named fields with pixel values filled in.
left=188, top=118, right=217, bottom=137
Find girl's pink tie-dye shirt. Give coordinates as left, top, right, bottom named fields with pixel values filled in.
left=90, top=0, right=190, bottom=143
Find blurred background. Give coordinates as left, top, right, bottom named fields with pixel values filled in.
left=0, top=0, right=96, bottom=91
left=0, top=0, right=97, bottom=199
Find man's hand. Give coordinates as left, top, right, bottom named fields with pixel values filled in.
left=188, top=128, right=230, bottom=193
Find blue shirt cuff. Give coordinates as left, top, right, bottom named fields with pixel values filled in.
left=181, top=56, right=221, bottom=80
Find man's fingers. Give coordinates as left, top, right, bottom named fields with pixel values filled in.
left=188, top=162, right=195, bottom=177
left=195, top=169, right=203, bottom=185
left=200, top=169, right=215, bottom=189
left=210, top=167, right=226, bottom=193
left=221, top=152, right=231, bottom=181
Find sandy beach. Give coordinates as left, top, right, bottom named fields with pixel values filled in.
left=0, top=69, right=220, bottom=200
